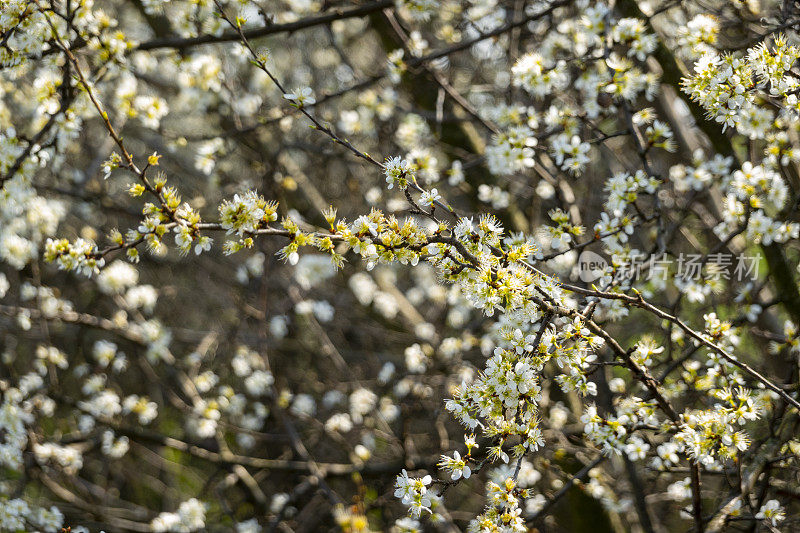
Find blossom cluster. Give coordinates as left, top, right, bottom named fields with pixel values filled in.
left=3, top=0, right=800, bottom=531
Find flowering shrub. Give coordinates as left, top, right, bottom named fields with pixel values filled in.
left=1, top=0, right=800, bottom=532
